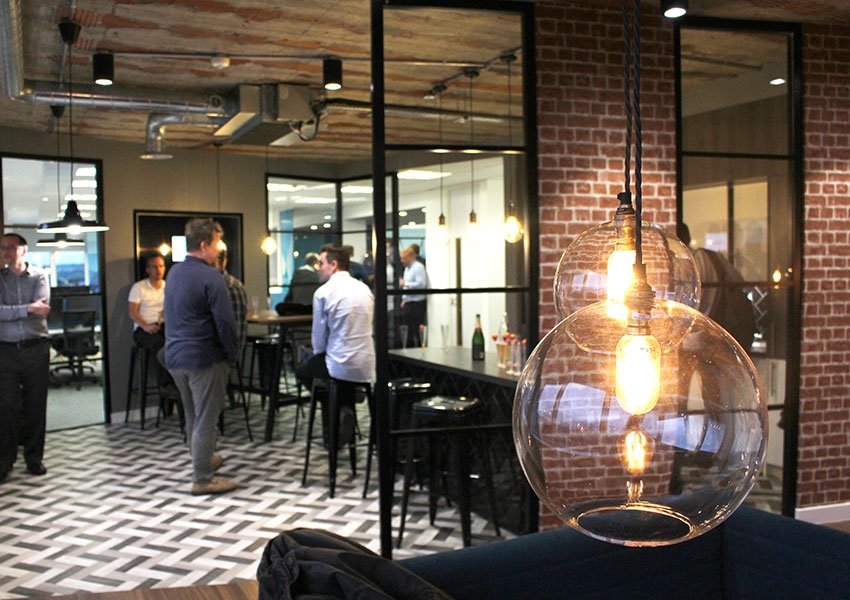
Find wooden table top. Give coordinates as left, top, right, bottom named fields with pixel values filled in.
left=54, top=581, right=258, bottom=600
left=246, top=312, right=312, bottom=325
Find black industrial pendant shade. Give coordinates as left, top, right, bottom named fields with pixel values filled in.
left=38, top=200, right=108, bottom=234
left=323, top=57, right=342, bottom=91
left=93, top=51, right=114, bottom=86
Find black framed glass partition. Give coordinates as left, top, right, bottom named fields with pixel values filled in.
left=372, top=0, right=538, bottom=558
left=1, top=153, right=109, bottom=428
left=676, top=18, right=803, bottom=516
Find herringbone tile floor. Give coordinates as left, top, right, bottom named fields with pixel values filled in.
left=0, top=400, right=506, bottom=599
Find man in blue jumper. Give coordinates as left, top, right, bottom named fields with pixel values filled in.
left=164, top=218, right=238, bottom=495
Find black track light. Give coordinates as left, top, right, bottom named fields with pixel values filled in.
left=93, top=51, right=114, bottom=86
left=323, top=57, right=342, bottom=91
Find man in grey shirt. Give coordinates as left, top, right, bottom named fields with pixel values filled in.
left=0, top=233, right=51, bottom=482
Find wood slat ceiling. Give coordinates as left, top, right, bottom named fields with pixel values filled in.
left=0, top=0, right=846, bottom=164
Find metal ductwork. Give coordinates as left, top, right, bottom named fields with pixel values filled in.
left=142, top=113, right=228, bottom=160
left=215, top=83, right=318, bottom=146
left=0, top=0, right=231, bottom=133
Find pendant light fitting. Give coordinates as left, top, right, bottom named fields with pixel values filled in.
left=323, top=57, right=343, bottom=91
left=93, top=51, right=114, bottom=86
left=38, top=19, right=108, bottom=235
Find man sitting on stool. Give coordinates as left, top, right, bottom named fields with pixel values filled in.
left=129, top=252, right=172, bottom=390
left=295, top=244, right=375, bottom=447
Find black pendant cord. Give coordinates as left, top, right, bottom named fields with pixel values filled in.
left=622, top=0, right=632, bottom=199
left=632, top=0, right=643, bottom=268
left=438, top=92, right=445, bottom=214
left=621, top=0, right=645, bottom=273
left=67, top=43, right=74, bottom=182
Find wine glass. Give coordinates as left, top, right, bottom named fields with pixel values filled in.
left=419, top=324, right=427, bottom=352
left=440, top=324, right=450, bottom=351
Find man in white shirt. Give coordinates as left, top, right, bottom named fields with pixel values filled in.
left=128, top=253, right=170, bottom=386
left=296, top=244, right=375, bottom=445
left=400, top=245, right=428, bottom=347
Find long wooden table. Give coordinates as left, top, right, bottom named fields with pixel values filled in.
left=245, top=312, right=313, bottom=443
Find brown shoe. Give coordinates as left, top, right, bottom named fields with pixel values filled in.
left=191, top=477, right=237, bottom=496
left=211, top=455, right=223, bottom=471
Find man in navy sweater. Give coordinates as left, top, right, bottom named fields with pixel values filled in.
left=164, top=218, right=238, bottom=495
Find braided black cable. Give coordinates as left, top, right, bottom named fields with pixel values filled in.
left=622, top=0, right=632, bottom=196
left=632, top=0, right=643, bottom=266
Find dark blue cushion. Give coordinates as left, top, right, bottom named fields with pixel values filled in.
left=722, top=506, right=850, bottom=600
left=400, top=524, right=724, bottom=600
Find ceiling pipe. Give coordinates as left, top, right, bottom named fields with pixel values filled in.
left=142, top=112, right=228, bottom=160
left=0, top=0, right=231, bottom=117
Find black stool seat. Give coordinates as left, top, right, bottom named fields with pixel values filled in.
left=362, top=378, right=433, bottom=498
left=302, top=378, right=373, bottom=498
left=398, top=395, right=500, bottom=548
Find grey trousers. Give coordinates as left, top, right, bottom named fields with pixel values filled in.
left=169, top=361, right=230, bottom=484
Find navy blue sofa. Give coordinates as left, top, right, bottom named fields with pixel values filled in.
left=399, top=506, right=850, bottom=600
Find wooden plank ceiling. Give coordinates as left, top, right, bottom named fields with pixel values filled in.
left=0, top=0, right=846, bottom=164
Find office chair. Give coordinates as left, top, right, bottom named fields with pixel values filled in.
left=53, top=309, right=100, bottom=390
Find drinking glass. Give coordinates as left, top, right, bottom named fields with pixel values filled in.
left=419, top=324, right=427, bottom=351
left=440, top=324, right=450, bottom=350
left=399, top=324, right=409, bottom=350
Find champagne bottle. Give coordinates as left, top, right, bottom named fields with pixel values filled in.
left=472, top=313, right=485, bottom=361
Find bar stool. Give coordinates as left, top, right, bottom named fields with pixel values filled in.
left=397, top=395, right=501, bottom=549
left=362, top=378, right=433, bottom=498
left=302, top=377, right=373, bottom=498
left=124, top=344, right=160, bottom=429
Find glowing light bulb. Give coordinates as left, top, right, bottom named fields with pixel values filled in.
left=615, top=327, right=661, bottom=415
left=67, top=225, right=82, bottom=236
left=504, top=215, right=524, bottom=243
left=607, top=248, right=636, bottom=304
left=772, top=269, right=782, bottom=284
left=435, top=214, right=451, bottom=246
left=217, top=240, right=227, bottom=252
left=261, top=235, right=277, bottom=256
left=158, top=242, right=171, bottom=256
left=618, top=428, right=654, bottom=475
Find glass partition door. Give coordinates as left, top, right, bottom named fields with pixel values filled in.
left=677, top=20, right=802, bottom=515
left=1, top=154, right=108, bottom=429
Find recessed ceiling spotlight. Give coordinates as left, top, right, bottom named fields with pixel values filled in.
left=770, top=77, right=787, bottom=86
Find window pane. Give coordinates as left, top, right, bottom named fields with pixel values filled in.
left=681, top=29, right=790, bottom=155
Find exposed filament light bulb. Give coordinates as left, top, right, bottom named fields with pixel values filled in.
left=618, top=428, right=654, bottom=475
left=615, top=276, right=661, bottom=416
left=615, top=325, right=661, bottom=415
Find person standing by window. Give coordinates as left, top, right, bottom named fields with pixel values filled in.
left=0, top=233, right=51, bottom=482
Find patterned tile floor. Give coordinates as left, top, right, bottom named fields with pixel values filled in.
left=0, top=400, right=506, bottom=599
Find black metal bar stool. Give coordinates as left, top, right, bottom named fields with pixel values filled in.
left=362, top=378, right=433, bottom=498
left=124, top=344, right=160, bottom=429
left=302, top=377, right=372, bottom=498
left=397, top=395, right=501, bottom=548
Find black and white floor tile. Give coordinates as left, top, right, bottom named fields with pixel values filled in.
left=0, top=401, right=506, bottom=599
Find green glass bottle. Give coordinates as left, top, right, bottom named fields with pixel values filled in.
left=472, top=313, right=485, bottom=361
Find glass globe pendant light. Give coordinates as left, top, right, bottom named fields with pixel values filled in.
left=513, top=0, right=767, bottom=547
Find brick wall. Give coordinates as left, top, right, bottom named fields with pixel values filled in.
left=534, top=3, right=850, bottom=526
left=798, top=23, right=850, bottom=508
